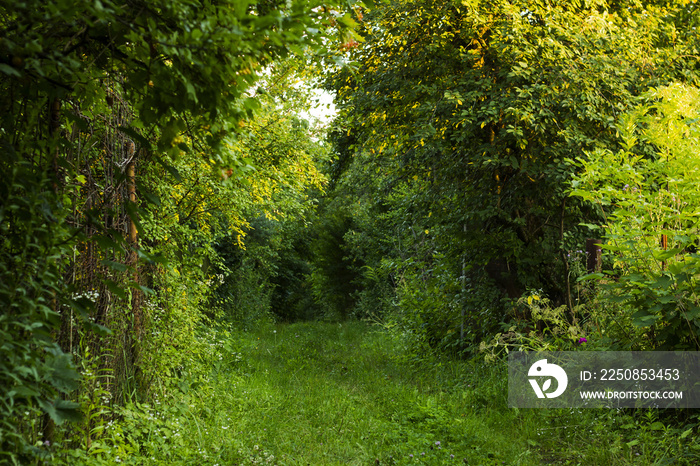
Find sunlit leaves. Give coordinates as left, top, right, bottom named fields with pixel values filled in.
left=571, top=83, right=700, bottom=349
left=0, top=0, right=358, bottom=459
left=322, top=0, right=700, bottom=344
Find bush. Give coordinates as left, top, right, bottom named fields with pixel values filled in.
left=571, top=84, right=700, bottom=350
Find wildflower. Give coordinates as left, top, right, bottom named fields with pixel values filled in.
left=578, top=337, right=587, bottom=344
left=450, top=454, right=455, bottom=459
left=435, top=441, right=441, bottom=447
left=409, top=454, right=413, bottom=458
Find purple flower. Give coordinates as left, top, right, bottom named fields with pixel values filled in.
left=450, top=455, right=455, bottom=459
left=435, top=441, right=441, bottom=446
left=578, top=337, right=588, bottom=344
left=409, top=454, right=413, bottom=458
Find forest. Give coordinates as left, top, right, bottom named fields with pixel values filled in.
left=2, top=0, right=700, bottom=464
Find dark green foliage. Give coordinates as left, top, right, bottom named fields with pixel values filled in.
left=0, top=0, right=356, bottom=458
left=0, top=155, right=82, bottom=463
left=308, top=206, right=362, bottom=319
left=211, top=220, right=276, bottom=326
left=212, top=211, right=330, bottom=323
left=269, top=231, right=317, bottom=321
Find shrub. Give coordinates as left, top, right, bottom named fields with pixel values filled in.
left=571, top=84, right=700, bottom=350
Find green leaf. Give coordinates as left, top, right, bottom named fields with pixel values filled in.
left=103, top=279, right=129, bottom=300
left=45, top=351, right=81, bottom=393
left=71, top=296, right=96, bottom=317
left=631, top=310, right=659, bottom=327
left=92, top=233, right=124, bottom=251
left=651, top=275, right=672, bottom=290
left=577, top=272, right=604, bottom=281
left=648, top=421, right=665, bottom=431
left=38, top=398, right=83, bottom=425
left=155, top=156, right=182, bottom=182
left=142, top=192, right=161, bottom=206
left=136, top=248, right=167, bottom=265
left=625, top=273, right=647, bottom=284
left=100, top=259, right=129, bottom=272
left=0, top=63, right=21, bottom=77
left=83, top=320, right=113, bottom=337
left=12, top=385, right=40, bottom=398
left=117, top=126, right=152, bottom=151
left=136, top=284, right=155, bottom=296
left=684, top=304, right=700, bottom=320
left=654, top=248, right=682, bottom=261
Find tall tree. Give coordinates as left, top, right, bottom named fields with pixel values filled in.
left=0, top=0, right=357, bottom=460
left=324, top=0, right=700, bottom=348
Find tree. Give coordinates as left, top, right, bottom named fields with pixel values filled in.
left=0, top=0, right=357, bottom=460
left=323, top=0, right=700, bottom=350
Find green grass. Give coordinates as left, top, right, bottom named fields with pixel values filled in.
left=66, top=321, right=700, bottom=465
left=223, top=321, right=539, bottom=465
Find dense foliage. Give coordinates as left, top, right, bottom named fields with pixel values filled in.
left=3, top=0, right=700, bottom=463
left=572, top=83, right=700, bottom=350
left=0, top=0, right=355, bottom=462
left=320, top=0, right=700, bottom=352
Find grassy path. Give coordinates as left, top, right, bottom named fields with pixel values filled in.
left=115, top=321, right=698, bottom=465
left=74, top=321, right=700, bottom=465
left=214, top=321, right=539, bottom=465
